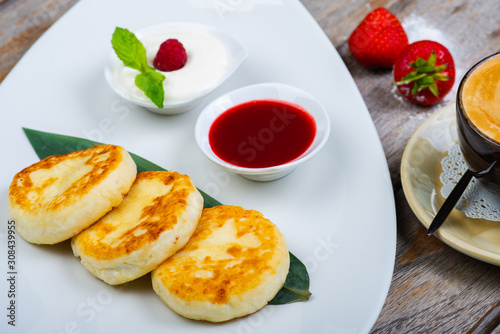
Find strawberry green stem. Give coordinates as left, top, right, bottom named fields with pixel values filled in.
left=393, top=51, right=450, bottom=97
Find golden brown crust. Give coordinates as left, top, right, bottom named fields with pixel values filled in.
left=71, top=170, right=204, bottom=285
left=161, top=206, right=280, bottom=304
left=9, top=145, right=125, bottom=214
left=152, top=205, right=289, bottom=322
left=8, top=144, right=137, bottom=244
left=75, top=171, right=196, bottom=260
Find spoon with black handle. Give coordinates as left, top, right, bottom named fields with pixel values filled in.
left=427, top=161, right=497, bottom=236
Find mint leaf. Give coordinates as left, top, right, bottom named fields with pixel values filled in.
left=111, top=27, right=166, bottom=108
left=111, top=27, right=148, bottom=72
left=135, top=70, right=166, bottom=109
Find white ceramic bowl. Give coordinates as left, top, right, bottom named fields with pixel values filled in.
left=104, top=22, right=248, bottom=115
left=195, top=83, right=331, bottom=181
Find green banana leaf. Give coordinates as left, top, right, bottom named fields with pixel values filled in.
left=22, top=127, right=311, bottom=305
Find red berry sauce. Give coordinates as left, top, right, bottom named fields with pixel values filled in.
left=208, top=99, right=316, bottom=168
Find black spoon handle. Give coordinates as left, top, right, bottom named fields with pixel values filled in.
left=427, top=169, right=474, bottom=236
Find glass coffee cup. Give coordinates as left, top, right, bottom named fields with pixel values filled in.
left=456, top=52, right=500, bottom=184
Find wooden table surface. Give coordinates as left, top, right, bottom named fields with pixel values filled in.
left=2, top=0, right=500, bottom=333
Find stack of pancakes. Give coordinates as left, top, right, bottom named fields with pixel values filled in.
left=8, top=144, right=290, bottom=322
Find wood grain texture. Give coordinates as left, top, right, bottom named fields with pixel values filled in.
left=0, top=0, right=77, bottom=82
left=300, top=0, right=500, bottom=333
left=2, top=0, right=500, bottom=333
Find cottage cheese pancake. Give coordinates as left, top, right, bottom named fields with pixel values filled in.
left=8, top=145, right=136, bottom=245
left=71, top=171, right=203, bottom=285
left=462, top=54, right=500, bottom=143
left=151, top=205, right=289, bottom=322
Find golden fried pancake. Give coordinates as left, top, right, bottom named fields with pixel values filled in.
left=151, top=205, right=289, bottom=322
left=71, top=171, right=204, bottom=285
left=8, top=145, right=136, bottom=245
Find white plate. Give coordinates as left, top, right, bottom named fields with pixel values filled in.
left=0, top=1, right=396, bottom=333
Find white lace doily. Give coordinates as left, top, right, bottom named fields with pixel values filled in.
left=440, top=144, right=500, bottom=221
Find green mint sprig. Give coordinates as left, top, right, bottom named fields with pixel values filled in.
left=111, top=27, right=166, bottom=108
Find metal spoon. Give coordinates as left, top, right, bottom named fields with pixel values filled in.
left=427, top=161, right=497, bottom=236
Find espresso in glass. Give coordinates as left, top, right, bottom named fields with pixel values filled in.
left=457, top=52, right=500, bottom=183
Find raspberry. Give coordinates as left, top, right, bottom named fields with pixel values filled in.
left=153, top=39, right=188, bottom=72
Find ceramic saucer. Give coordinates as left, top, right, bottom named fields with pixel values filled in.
left=401, top=103, right=500, bottom=265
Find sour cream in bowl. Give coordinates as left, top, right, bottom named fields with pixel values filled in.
left=105, top=22, right=248, bottom=115
left=195, top=83, right=331, bottom=181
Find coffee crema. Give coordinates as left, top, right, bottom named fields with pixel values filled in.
left=462, top=54, right=500, bottom=143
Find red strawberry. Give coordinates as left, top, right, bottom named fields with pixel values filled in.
left=393, top=40, right=455, bottom=106
left=348, top=7, right=408, bottom=69
left=153, top=39, right=188, bottom=72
